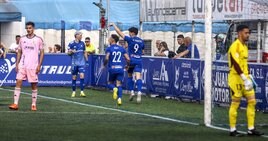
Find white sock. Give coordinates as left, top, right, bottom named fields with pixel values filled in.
left=230, top=128, right=236, bottom=132
left=248, top=127, right=254, bottom=130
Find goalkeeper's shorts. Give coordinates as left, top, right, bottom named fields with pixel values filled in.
left=228, top=74, right=255, bottom=98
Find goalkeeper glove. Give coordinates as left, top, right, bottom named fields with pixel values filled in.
left=249, top=75, right=257, bottom=90
left=240, top=74, right=253, bottom=91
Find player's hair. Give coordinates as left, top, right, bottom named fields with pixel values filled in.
left=15, top=35, right=21, bottom=38
left=85, top=37, right=90, bottom=40
left=111, top=34, right=119, bottom=43
left=26, top=21, right=35, bottom=27
left=177, top=34, right=184, bottom=39
left=128, top=27, right=138, bottom=35
left=236, top=25, right=249, bottom=32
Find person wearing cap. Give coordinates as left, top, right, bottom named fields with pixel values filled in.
left=67, top=31, right=89, bottom=98
left=214, top=33, right=226, bottom=60
left=85, top=37, right=96, bottom=55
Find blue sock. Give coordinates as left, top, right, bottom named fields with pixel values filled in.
left=136, top=79, right=142, bottom=92
left=118, top=86, right=123, bottom=98
left=107, top=84, right=115, bottom=90
left=80, top=79, right=84, bottom=91
left=72, top=79, right=76, bottom=91
left=127, top=77, right=134, bottom=91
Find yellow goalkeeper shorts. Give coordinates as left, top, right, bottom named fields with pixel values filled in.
left=228, top=74, right=255, bottom=98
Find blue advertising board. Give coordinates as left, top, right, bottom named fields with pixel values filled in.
left=0, top=54, right=89, bottom=87
left=0, top=54, right=267, bottom=110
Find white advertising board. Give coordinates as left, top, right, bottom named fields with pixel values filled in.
left=140, top=0, right=187, bottom=22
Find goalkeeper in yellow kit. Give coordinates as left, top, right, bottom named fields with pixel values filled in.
left=228, top=25, right=264, bottom=137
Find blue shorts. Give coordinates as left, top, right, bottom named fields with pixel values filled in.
left=72, top=66, right=85, bottom=75
left=127, top=59, right=142, bottom=73
left=109, top=72, right=124, bottom=82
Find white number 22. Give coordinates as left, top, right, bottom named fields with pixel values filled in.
left=112, top=51, right=122, bottom=62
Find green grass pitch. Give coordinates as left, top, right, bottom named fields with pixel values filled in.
left=0, top=87, right=267, bottom=141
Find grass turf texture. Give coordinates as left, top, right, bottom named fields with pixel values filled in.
left=0, top=87, right=267, bottom=141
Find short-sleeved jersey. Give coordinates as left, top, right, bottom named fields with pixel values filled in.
left=105, top=44, right=127, bottom=73
left=18, top=35, right=43, bottom=69
left=228, top=39, right=249, bottom=75
left=124, top=36, right=144, bottom=60
left=86, top=44, right=95, bottom=53
left=176, top=44, right=187, bottom=54
left=68, top=40, right=86, bottom=66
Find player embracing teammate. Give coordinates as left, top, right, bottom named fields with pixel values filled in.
left=110, top=23, right=145, bottom=103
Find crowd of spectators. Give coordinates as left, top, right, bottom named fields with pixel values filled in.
left=154, top=35, right=200, bottom=59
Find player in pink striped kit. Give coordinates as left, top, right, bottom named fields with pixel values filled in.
left=9, top=21, right=44, bottom=111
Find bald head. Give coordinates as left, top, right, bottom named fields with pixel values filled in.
left=184, top=37, right=192, bottom=46
left=156, top=40, right=161, bottom=50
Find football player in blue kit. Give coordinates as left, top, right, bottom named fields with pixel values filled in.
left=67, top=31, right=89, bottom=97
left=103, top=34, right=130, bottom=105
left=110, top=23, right=145, bottom=103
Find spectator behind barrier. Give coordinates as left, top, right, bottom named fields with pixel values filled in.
left=174, top=34, right=187, bottom=58
left=9, top=35, right=21, bottom=53
left=54, top=44, right=62, bottom=53
left=154, top=41, right=169, bottom=57
left=153, top=40, right=162, bottom=56
left=48, top=46, right=53, bottom=53
left=174, top=37, right=200, bottom=59
left=85, top=37, right=96, bottom=55
left=0, top=42, right=7, bottom=58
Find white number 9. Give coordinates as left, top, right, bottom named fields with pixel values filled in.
left=134, top=44, right=139, bottom=53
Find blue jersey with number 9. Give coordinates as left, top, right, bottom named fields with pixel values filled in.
left=106, top=44, right=127, bottom=73
left=124, top=36, right=144, bottom=60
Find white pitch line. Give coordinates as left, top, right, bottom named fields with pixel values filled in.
left=0, top=111, right=122, bottom=115
left=207, top=125, right=268, bottom=138
left=0, top=87, right=199, bottom=126
left=1, top=88, right=268, bottom=138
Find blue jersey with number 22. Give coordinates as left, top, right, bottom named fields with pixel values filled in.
left=106, top=44, right=127, bottom=73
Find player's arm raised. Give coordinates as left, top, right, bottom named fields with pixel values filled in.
left=110, top=23, right=125, bottom=39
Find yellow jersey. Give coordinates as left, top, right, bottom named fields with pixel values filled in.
left=86, top=44, right=95, bottom=53
left=228, top=39, right=249, bottom=75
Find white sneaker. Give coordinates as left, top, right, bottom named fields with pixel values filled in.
left=129, top=94, right=135, bottom=101
left=129, top=90, right=135, bottom=101
left=137, top=92, right=142, bottom=103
